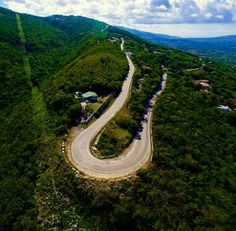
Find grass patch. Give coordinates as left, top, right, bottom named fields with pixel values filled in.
left=95, top=122, right=132, bottom=157
left=17, top=13, right=50, bottom=133
left=94, top=30, right=108, bottom=40
left=94, top=105, right=136, bottom=157
left=87, top=102, right=102, bottom=111
left=32, top=87, right=50, bottom=133
left=16, top=14, right=26, bottom=44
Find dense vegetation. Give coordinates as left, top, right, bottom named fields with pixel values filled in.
left=148, top=70, right=236, bottom=230
left=92, top=31, right=236, bottom=230
left=0, top=8, right=37, bottom=229
left=0, top=6, right=236, bottom=231
left=20, top=13, right=71, bottom=85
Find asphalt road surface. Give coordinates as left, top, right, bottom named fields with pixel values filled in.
left=69, top=39, right=167, bottom=179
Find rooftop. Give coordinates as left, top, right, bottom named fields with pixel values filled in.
left=200, top=82, right=210, bottom=87
left=82, top=91, right=98, bottom=98
left=218, top=105, right=230, bottom=110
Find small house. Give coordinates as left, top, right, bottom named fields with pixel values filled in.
left=81, top=91, right=98, bottom=103
left=193, top=80, right=211, bottom=91
left=217, top=105, right=231, bottom=113
left=199, top=82, right=210, bottom=91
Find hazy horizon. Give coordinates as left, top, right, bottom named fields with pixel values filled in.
left=1, top=0, right=236, bottom=38
left=126, top=23, right=236, bottom=38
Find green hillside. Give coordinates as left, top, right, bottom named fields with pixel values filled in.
left=44, top=37, right=128, bottom=133
left=46, top=38, right=127, bottom=95
left=44, top=15, right=107, bottom=38
left=0, top=7, right=121, bottom=230
left=20, top=14, right=108, bottom=85
left=0, top=7, right=36, bottom=230
left=0, top=6, right=236, bottom=231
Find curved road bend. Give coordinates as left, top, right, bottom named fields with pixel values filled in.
left=69, top=39, right=167, bottom=179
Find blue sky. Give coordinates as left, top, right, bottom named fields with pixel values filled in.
left=1, top=0, right=236, bottom=37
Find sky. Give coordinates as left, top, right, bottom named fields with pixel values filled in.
left=1, top=0, right=236, bottom=38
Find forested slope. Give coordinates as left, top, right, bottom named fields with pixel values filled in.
left=0, top=7, right=36, bottom=229
left=43, top=37, right=128, bottom=135
left=0, top=6, right=127, bottom=229
left=44, top=15, right=106, bottom=38
left=83, top=29, right=236, bottom=231
left=0, top=6, right=236, bottom=231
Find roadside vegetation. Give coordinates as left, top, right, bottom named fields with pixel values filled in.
left=95, top=38, right=163, bottom=157
left=0, top=6, right=236, bottom=231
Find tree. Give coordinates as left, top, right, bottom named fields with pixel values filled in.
left=68, top=104, right=81, bottom=125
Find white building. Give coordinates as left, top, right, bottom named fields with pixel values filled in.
left=217, top=105, right=231, bottom=113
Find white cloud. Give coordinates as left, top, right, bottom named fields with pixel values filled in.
left=4, top=0, right=28, bottom=12
left=205, top=12, right=213, bottom=18
left=216, top=14, right=224, bottom=20
left=3, top=0, right=236, bottom=27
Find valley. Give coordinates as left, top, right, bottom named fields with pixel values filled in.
left=122, top=27, right=236, bottom=66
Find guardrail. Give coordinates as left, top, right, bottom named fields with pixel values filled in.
left=81, top=94, right=115, bottom=124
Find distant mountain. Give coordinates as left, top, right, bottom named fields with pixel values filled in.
left=122, top=27, right=236, bottom=65
left=118, top=27, right=180, bottom=40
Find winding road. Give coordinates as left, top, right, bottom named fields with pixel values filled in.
left=101, top=25, right=109, bottom=32
left=69, top=39, right=167, bottom=179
